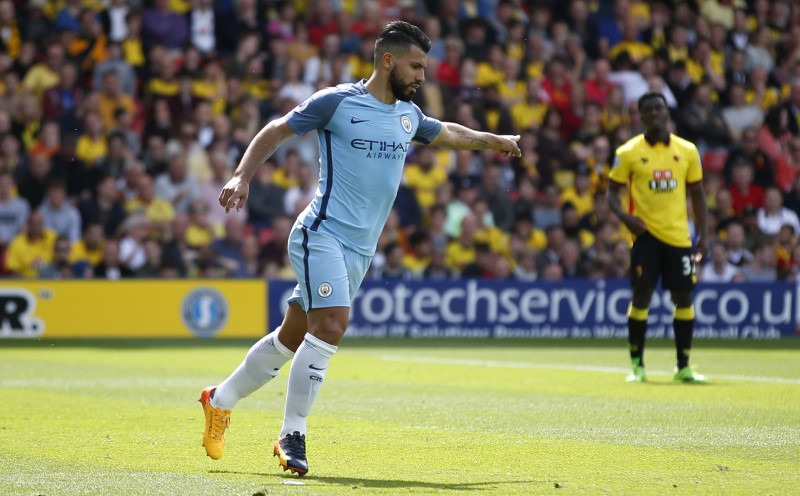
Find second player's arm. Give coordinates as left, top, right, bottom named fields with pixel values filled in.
left=689, top=182, right=709, bottom=261
left=606, top=181, right=647, bottom=235
left=430, top=122, right=521, bottom=157
left=219, top=117, right=296, bottom=212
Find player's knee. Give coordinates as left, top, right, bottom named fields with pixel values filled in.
left=310, top=326, right=345, bottom=345
left=308, top=310, right=348, bottom=345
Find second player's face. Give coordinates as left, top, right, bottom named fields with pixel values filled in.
left=640, top=97, right=669, bottom=133
left=389, top=45, right=427, bottom=102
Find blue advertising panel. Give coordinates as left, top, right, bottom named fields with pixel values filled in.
left=267, top=280, right=798, bottom=339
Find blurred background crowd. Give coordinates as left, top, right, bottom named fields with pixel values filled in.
left=1, top=0, right=800, bottom=283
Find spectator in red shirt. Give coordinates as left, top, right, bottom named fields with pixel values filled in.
left=41, top=62, right=84, bottom=123
left=541, top=56, right=573, bottom=115
left=436, top=37, right=463, bottom=88
left=584, top=58, right=616, bottom=107
left=728, top=159, right=765, bottom=216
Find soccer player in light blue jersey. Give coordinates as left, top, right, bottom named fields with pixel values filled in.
left=199, top=21, right=521, bottom=476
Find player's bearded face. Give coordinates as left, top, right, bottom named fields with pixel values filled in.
left=389, top=65, right=416, bottom=102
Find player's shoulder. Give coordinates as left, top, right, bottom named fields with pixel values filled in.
left=669, top=134, right=699, bottom=154
left=615, top=134, right=647, bottom=156
left=291, top=81, right=368, bottom=124
left=311, top=80, right=368, bottom=102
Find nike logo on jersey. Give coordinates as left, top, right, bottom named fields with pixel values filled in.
left=350, top=117, right=369, bottom=124
left=309, top=364, right=326, bottom=371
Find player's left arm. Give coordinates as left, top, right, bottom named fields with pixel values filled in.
left=689, top=182, right=708, bottom=262
left=687, top=144, right=709, bottom=262
left=430, top=122, right=521, bottom=157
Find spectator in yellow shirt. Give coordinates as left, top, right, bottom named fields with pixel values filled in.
left=97, top=70, right=136, bottom=131
left=0, top=0, right=21, bottom=60
left=498, top=57, right=526, bottom=107
left=446, top=213, right=479, bottom=274
left=21, top=42, right=64, bottom=96
left=122, top=10, right=145, bottom=70
left=69, top=221, right=105, bottom=266
left=402, top=230, right=431, bottom=276
left=511, top=78, right=549, bottom=133
left=475, top=44, right=505, bottom=89
left=38, top=235, right=77, bottom=279
left=473, top=198, right=510, bottom=257
left=608, top=17, right=653, bottom=65
left=75, top=111, right=108, bottom=167
left=185, top=200, right=218, bottom=248
left=403, top=147, right=447, bottom=210
left=560, top=166, right=594, bottom=217
left=125, top=173, right=175, bottom=225
left=68, top=9, right=108, bottom=73
left=5, top=211, right=58, bottom=278
left=146, top=52, right=180, bottom=103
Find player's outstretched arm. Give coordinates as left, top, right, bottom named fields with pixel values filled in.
left=430, top=122, right=521, bottom=157
left=689, top=182, right=709, bottom=262
left=219, top=117, right=296, bottom=213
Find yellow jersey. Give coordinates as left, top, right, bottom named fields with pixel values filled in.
left=475, top=63, right=503, bottom=89
left=69, top=240, right=104, bottom=266
left=123, top=38, right=145, bottom=67
left=98, top=94, right=135, bottom=130
left=475, top=226, right=510, bottom=257
left=402, top=253, right=429, bottom=275
left=560, top=187, right=594, bottom=217
left=445, top=240, right=475, bottom=272
left=511, top=101, right=548, bottom=132
left=5, top=230, right=58, bottom=277
left=608, top=41, right=653, bottom=64
left=125, top=198, right=176, bottom=223
left=75, top=135, right=108, bottom=167
left=608, top=134, right=702, bottom=248
left=403, top=165, right=447, bottom=209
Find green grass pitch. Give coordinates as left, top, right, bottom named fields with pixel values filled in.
left=1, top=338, right=798, bottom=495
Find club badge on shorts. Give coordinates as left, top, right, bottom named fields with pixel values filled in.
left=401, top=115, right=412, bottom=134
left=318, top=282, right=333, bottom=298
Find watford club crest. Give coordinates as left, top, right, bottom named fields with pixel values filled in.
left=649, top=169, right=677, bottom=193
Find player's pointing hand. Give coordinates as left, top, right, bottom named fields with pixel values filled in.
left=218, top=176, right=250, bottom=213
left=496, top=135, right=522, bottom=158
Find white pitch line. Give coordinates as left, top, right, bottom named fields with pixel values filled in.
left=380, top=355, right=800, bottom=385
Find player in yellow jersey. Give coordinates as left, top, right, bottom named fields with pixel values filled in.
left=607, top=92, right=709, bottom=383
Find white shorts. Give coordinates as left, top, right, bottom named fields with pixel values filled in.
left=287, top=224, right=372, bottom=311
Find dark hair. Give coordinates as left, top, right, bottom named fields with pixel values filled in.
left=474, top=242, right=491, bottom=254
left=374, top=21, right=431, bottom=64
left=637, top=91, right=668, bottom=112
left=408, top=229, right=429, bottom=247
left=46, top=177, right=67, bottom=192
left=764, top=105, right=787, bottom=136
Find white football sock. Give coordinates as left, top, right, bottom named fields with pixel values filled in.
left=280, top=333, right=337, bottom=437
left=211, top=331, right=294, bottom=411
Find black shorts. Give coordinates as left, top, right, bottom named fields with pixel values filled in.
left=629, top=231, right=696, bottom=291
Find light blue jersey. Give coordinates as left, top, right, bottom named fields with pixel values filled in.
left=285, top=80, right=442, bottom=256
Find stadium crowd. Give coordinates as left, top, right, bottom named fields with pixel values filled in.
left=1, top=0, right=800, bottom=282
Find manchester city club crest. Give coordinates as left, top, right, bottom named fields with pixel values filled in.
left=401, top=115, right=412, bottom=134
left=318, top=282, right=333, bottom=298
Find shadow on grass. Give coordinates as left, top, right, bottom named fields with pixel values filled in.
left=2, top=337, right=798, bottom=351
left=305, top=475, right=537, bottom=491
left=208, top=470, right=271, bottom=477
left=209, top=470, right=537, bottom=491
left=639, top=380, right=715, bottom=387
